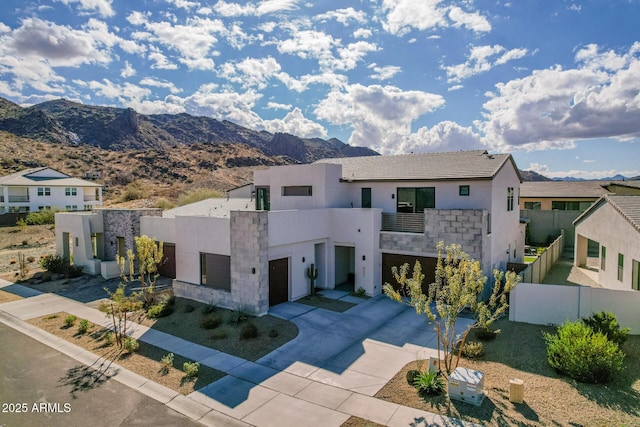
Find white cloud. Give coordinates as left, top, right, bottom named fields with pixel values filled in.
left=448, top=6, right=491, bottom=32
left=353, top=28, right=373, bottom=39
left=86, top=79, right=151, bottom=106
left=148, top=47, right=178, bottom=70
left=277, top=29, right=337, bottom=61
left=476, top=43, right=640, bottom=151
left=139, top=77, right=182, bottom=94
left=121, top=61, right=136, bottom=78
left=213, top=0, right=300, bottom=17
left=219, top=56, right=283, bottom=89
left=315, top=8, right=367, bottom=25
left=369, top=65, right=402, bottom=80
left=398, top=121, right=485, bottom=153
left=277, top=71, right=348, bottom=92
left=266, top=102, right=292, bottom=110
left=261, top=107, right=327, bottom=138
left=185, top=85, right=265, bottom=129
left=54, top=0, right=115, bottom=18
left=315, top=83, right=445, bottom=153
left=443, top=44, right=528, bottom=83
left=165, top=0, right=199, bottom=10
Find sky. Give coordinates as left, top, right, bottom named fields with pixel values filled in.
left=0, top=0, right=639, bottom=179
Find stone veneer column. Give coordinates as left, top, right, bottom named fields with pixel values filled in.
left=230, top=211, right=269, bottom=316
left=101, top=209, right=162, bottom=261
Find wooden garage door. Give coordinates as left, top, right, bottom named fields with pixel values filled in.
left=381, top=253, right=437, bottom=295
left=269, top=258, right=289, bottom=306
left=158, top=243, right=176, bottom=279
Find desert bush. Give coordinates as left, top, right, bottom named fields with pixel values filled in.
left=64, top=315, right=77, bottom=327
left=461, top=341, right=485, bottom=359
left=124, top=336, right=139, bottom=353
left=103, top=331, right=115, bottom=346
left=27, top=256, right=35, bottom=263
left=582, top=311, right=630, bottom=347
left=202, top=303, right=217, bottom=315
left=200, top=313, right=222, bottom=330
left=154, top=198, right=175, bottom=210
left=211, top=329, right=229, bottom=340
left=146, top=302, right=173, bottom=319
left=229, top=307, right=252, bottom=325
left=183, top=361, right=199, bottom=379
left=119, top=181, right=150, bottom=202
left=544, top=320, right=624, bottom=384
left=240, top=323, right=259, bottom=339
left=177, top=188, right=223, bottom=206
left=77, top=319, right=90, bottom=334
left=25, top=210, right=57, bottom=225
left=40, top=254, right=83, bottom=277
left=16, top=218, right=27, bottom=230
left=413, top=370, right=445, bottom=395
left=268, top=329, right=279, bottom=338
left=160, top=353, right=174, bottom=374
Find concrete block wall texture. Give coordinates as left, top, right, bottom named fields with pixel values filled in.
left=173, top=280, right=235, bottom=309
left=102, top=209, right=162, bottom=261
left=230, top=211, right=269, bottom=316
left=521, top=209, right=577, bottom=247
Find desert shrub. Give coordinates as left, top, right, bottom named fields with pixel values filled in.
left=201, top=303, right=217, bottom=315
left=25, top=210, right=56, bottom=225
left=229, top=307, right=252, bottom=325
left=200, top=313, right=222, bottom=330
left=183, top=361, right=199, bottom=379
left=544, top=320, right=624, bottom=384
left=163, top=294, right=176, bottom=306
left=413, top=370, right=445, bottom=395
left=583, top=311, right=630, bottom=347
left=119, top=181, right=150, bottom=202
left=183, top=304, right=195, bottom=313
left=16, top=218, right=27, bottom=230
left=39, top=254, right=83, bottom=277
left=64, top=315, right=77, bottom=327
left=124, top=336, right=139, bottom=353
left=240, top=323, right=259, bottom=339
left=268, top=329, right=279, bottom=338
left=77, top=319, right=90, bottom=334
left=461, top=341, right=485, bottom=359
left=27, top=256, right=35, bottom=263
left=177, top=188, right=223, bottom=206
left=211, top=329, right=228, bottom=340
left=146, top=302, right=173, bottom=319
left=103, top=331, right=115, bottom=346
left=160, top=353, right=174, bottom=374
left=22, top=240, right=28, bottom=246
left=154, top=198, right=175, bottom=210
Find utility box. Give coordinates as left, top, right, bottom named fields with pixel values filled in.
left=509, top=378, right=524, bottom=403
left=428, top=357, right=444, bottom=374
left=448, top=367, right=485, bottom=406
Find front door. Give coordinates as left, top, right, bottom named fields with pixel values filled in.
left=269, top=258, right=289, bottom=306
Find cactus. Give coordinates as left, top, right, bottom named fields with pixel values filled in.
left=306, top=263, right=319, bottom=296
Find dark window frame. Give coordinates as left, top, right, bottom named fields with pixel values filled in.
left=459, top=185, right=470, bottom=196
left=396, top=187, right=435, bottom=213
left=282, top=186, right=312, bottom=196
left=200, top=253, right=231, bottom=292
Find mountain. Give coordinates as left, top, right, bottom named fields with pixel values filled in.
left=519, top=170, right=552, bottom=182
left=11, top=98, right=378, bottom=163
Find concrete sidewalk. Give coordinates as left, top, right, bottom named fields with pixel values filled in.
left=0, top=279, right=478, bottom=427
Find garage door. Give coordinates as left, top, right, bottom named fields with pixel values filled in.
left=158, top=243, right=176, bottom=279
left=269, top=258, right=289, bottom=306
left=381, top=253, right=437, bottom=295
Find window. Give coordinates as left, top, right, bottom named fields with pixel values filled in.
left=551, top=201, right=593, bottom=211
left=65, top=187, right=77, bottom=196
left=84, top=205, right=92, bottom=211
left=524, top=201, right=541, bottom=210
left=633, top=260, right=640, bottom=291
left=397, top=187, right=435, bottom=213
left=282, top=186, right=312, bottom=196
left=361, top=188, right=372, bottom=208
left=116, top=237, right=126, bottom=258
left=8, top=206, right=30, bottom=213
left=507, top=187, right=514, bottom=211
left=601, top=246, right=606, bottom=271
left=65, top=205, right=78, bottom=211
left=618, top=253, right=624, bottom=282
left=200, top=253, right=231, bottom=291
left=37, top=187, right=51, bottom=196
left=487, top=212, right=491, bottom=234
left=459, top=185, right=470, bottom=196
left=256, top=187, right=270, bottom=210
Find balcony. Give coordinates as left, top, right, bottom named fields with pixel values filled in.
left=381, top=212, right=425, bottom=233
left=84, top=195, right=98, bottom=201
left=7, top=196, right=29, bottom=203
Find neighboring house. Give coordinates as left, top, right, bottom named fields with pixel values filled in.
left=56, top=150, right=524, bottom=315
left=574, top=195, right=640, bottom=291
left=0, top=167, right=103, bottom=215
left=519, top=181, right=612, bottom=211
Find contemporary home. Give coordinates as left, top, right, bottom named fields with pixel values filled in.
left=0, top=167, right=103, bottom=214
left=574, top=195, right=640, bottom=291
left=55, top=150, right=524, bottom=315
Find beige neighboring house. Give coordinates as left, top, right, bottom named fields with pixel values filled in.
left=0, top=167, right=103, bottom=215
left=574, top=195, right=640, bottom=291
left=519, top=181, right=613, bottom=212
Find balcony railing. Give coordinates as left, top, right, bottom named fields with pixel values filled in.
left=8, top=196, right=29, bottom=203
left=381, top=212, right=425, bottom=233
left=84, top=195, right=98, bottom=201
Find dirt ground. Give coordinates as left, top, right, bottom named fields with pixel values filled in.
left=0, top=224, right=56, bottom=277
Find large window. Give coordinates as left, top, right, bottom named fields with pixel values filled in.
left=397, top=187, right=435, bottom=213
left=633, top=260, right=640, bottom=291
left=601, top=246, right=606, bottom=271
left=618, top=253, right=624, bottom=282
left=256, top=187, right=270, bottom=210
left=200, top=253, right=231, bottom=291
left=361, top=187, right=372, bottom=208
left=507, top=187, right=514, bottom=211
left=282, top=186, right=312, bottom=196
left=524, top=201, right=541, bottom=210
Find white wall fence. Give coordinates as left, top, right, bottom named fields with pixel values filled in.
left=519, top=231, right=564, bottom=283
left=509, top=282, right=640, bottom=334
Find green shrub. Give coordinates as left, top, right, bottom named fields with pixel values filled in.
left=160, top=352, right=174, bottom=374
left=183, top=361, right=199, bottom=379
left=268, top=329, right=279, bottom=338
left=412, top=370, right=445, bottom=395
left=200, top=313, right=222, bottom=330
left=16, top=218, right=27, bottom=230
left=201, top=303, right=217, bottom=315
left=64, top=315, right=77, bottom=327
left=583, top=311, right=630, bottom=347
left=103, top=331, right=115, bottom=346
left=146, top=303, right=173, bottom=319
left=461, top=341, right=485, bottom=359
left=119, top=181, right=150, bottom=202
left=163, top=294, right=176, bottom=306
left=229, top=307, right=252, bottom=325
left=154, top=198, right=176, bottom=210
left=25, top=210, right=57, bottom=225
left=77, top=319, right=90, bottom=334
left=544, top=320, right=624, bottom=384
left=177, top=188, right=222, bottom=206
left=40, top=254, right=66, bottom=273
left=211, top=329, right=229, bottom=340
left=240, top=323, right=259, bottom=339
left=124, top=336, right=139, bottom=353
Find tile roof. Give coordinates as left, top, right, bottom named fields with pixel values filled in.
left=574, top=195, right=640, bottom=233
left=520, top=181, right=612, bottom=198
left=315, top=150, right=518, bottom=181
left=0, top=167, right=101, bottom=187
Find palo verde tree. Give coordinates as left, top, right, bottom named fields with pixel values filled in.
left=383, top=241, right=520, bottom=379
left=98, top=282, right=142, bottom=349
left=120, top=235, right=164, bottom=307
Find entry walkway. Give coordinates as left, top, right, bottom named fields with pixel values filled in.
left=0, top=279, right=477, bottom=427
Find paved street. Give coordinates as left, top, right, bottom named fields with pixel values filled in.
left=0, top=322, right=201, bottom=427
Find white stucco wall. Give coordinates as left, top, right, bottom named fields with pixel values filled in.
left=54, top=211, right=101, bottom=274
left=575, top=202, right=640, bottom=290
left=140, top=216, right=176, bottom=244
left=489, top=163, right=523, bottom=271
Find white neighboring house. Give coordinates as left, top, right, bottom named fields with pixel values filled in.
left=0, top=167, right=103, bottom=214
left=56, top=150, right=524, bottom=316
left=574, top=195, right=640, bottom=291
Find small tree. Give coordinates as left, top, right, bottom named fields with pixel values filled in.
left=119, top=236, right=164, bottom=307
left=383, top=241, right=520, bottom=378
left=98, top=282, right=142, bottom=348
